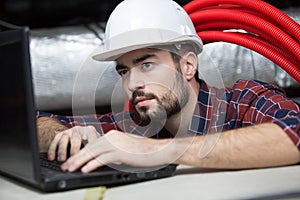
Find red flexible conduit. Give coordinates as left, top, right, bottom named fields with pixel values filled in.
left=184, top=0, right=300, bottom=83
left=196, top=21, right=299, bottom=66
left=199, top=31, right=300, bottom=80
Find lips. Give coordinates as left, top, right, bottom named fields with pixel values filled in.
left=131, top=90, right=158, bottom=108
left=134, top=96, right=153, bottom=107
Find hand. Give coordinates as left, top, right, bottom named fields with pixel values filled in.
left=48, top=126, right=100, bottom=162
left=60, top=130, right=175, bottom=173
left=36, top=117, right=69, bottom=152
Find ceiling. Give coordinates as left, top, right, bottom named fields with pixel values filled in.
left=1, top=0, right=300, bottom=28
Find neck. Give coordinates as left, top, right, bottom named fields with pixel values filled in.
left=165, top=80, right=200, bottom=136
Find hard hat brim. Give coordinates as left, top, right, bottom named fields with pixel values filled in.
left=92, top=42, right=162, bottom=61
left=92, top=29, right=203, bottom=62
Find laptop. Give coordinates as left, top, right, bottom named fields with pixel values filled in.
left=0, top=21, right=177, bottom=192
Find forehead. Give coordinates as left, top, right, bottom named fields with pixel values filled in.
left=116, top=48, right=171, bottom=65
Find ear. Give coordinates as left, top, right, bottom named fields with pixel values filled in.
left=180, top=52, right=198, bottom=81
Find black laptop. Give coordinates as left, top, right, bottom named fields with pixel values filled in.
left=0, top=21, right=176, bottom=192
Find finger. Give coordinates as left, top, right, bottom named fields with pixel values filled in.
left=86, top=126, right=100, bottom=142
left=61, top=136, right=114, bottom=172
left=69, top=127, right=83, bottom=156
left=76, top=126, right=100, bottom=144
left=48, top=131, right=64, bottom=161
left=57, top=134, right=70, bottom=162
left=61, top=146, right=95, bottom=172
left=81, top=156, right=107, bottom=173
left=81, top=151, right=122, bottom=173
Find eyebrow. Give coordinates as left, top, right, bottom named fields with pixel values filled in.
left=132, top=54, right=157, bottom=64
left=115, top=53, right=158, bottom=71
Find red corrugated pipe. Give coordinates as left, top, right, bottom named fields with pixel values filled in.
left=196, top=21, right=299, bottom=67
left=189, top=9, right=300, bottom=62
left=184, top=0, right=300, bottom=40
left=199, top=31, right=300, bottom=81
left=184, top=0, right=300, bottom=83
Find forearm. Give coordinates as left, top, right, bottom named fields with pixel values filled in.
left=175, top=123, right=300, bottom=169
left=37, top=117, right=69, bottom=152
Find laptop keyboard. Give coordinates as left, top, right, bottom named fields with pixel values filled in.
left=39, top=153, right=63, bottom=171
left=39, top=152, right=113, bottom=173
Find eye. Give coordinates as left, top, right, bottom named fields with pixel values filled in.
left=117, top=69, right=129, bottom=76
left=141, top=62, right=153, bottom=70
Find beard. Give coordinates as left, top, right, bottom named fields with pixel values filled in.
left=130, top=72, right=190, bottom=124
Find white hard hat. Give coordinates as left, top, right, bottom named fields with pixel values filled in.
left=92, top=0, right=203, bottom=61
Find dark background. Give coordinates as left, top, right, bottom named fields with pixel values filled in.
left=1, top=0, right=300, bottom=28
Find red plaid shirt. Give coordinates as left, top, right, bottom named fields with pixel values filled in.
left=37, top=80, right=300, bottom=150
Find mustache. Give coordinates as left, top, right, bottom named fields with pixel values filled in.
left=130, top=90, right=159, bottom=106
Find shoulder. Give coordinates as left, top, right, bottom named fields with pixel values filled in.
left=230, top=80, right=286, bottom=95
left=228, top=80, right=287, bottom=102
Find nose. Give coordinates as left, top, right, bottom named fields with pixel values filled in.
left=126, top=68, right=145, bottom=92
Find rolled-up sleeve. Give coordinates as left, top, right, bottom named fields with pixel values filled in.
left=272, top=104, right=300, bottom=149
left=36, top=111, right=120, bottom=134
left=231, top=80, right=300, bottom=150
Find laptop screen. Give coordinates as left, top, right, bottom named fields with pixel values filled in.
left=0, top=23, right=177, bottom=192
left=0, top=24, right=40, bottom=184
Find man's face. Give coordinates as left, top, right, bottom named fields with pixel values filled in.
left=116, top=48, right=189, bottom=123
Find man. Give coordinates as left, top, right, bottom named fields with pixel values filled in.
left=37, top=0, right=300, bottom=173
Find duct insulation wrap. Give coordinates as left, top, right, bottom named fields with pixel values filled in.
left=30, top=8, right=300, bottom=111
